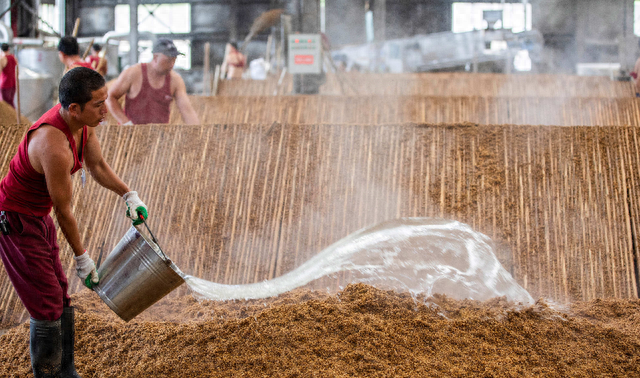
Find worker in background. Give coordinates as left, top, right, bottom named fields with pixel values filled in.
left=633, top=63, right=640, bottom=97
left=0, top=67, right=149, bottom=377
left=106, top=38, right=199, bottom=125
left=86, top=43, right=107, bottom=76
left=630, top=40, right=640, bottom=97
left=221, top=41, right=246, bottom=79
left=0, top=43, right=17, bottom=108
left=57, top=36, right=93, bottom=72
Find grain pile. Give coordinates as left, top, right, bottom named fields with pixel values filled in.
left=1, top=284, right=639, bottom=377
left=0, top=100, right=31, bottom=126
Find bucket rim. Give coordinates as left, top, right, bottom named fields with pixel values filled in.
left=131, top=224, right=171, bottom=262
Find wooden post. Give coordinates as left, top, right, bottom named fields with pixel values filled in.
left=265, top=34, right=273, bottom=74
left=203, top=42, right=211, bottom=95
left=96, top=44, right=108, bottom=75
left=15, top=64, right=20, bottom=125
left=81, top=38, right=94, bottom=60
left=274, top=67, right=287, bottom=95
left=212, top=64, right=221, bottom=96
left=275, top=41, right=282, bottom=71
left=72, top=18, right=81, bottom=37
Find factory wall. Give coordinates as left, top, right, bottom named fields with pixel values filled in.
left=69, top=0, right=638, bottom=75
left=325, top=0, right=451, bottom=47
left=532, top=0, right=636, bottom=74
left=71, top=0, right=453, bottom=70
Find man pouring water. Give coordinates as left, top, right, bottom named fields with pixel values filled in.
left=0, top=67, right=148, bottom=377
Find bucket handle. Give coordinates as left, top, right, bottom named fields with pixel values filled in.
left=137, top=214, right=171, bottom=263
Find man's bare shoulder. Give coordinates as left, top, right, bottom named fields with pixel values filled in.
left=109, top=64, right=144, bottom=98
left=30, top=124, right=71, bottom=150
left=120, top=63, right=144, bottom=82
left=169, top=69, right=185, bottom=82
left=29, top=125, right=74, bottom=170
left=169, top=70, right=186, bottom=93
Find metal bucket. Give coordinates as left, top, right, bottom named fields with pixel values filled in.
left=93, top=226, right=184, bottom=322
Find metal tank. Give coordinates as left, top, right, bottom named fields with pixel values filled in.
left=102, top=40, right=121, bottom=78
left=16, top=66, right=54, bottom=122
left=0, top=20, right=58, bottom=122
left=17, top=46, right=65, bottom=82
left=78, top=36, right=121, bottom=79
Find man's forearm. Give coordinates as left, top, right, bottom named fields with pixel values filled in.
left=181, top=108, right=200, bottom=125
left=88, top=160, right=130, bottom=196
left=177, top=98, right=200, bottom=124
left=106, top=98, right=130, bottom=124
left=54, top=207, right=84, bottom=257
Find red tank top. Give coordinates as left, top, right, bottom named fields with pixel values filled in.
left=0, top=104, right=86, bottom=216
left=71, top=61, right=94, bottom=70
left=0, top=54, right=17, bottom=88
left=124, top=63, right=172, bottom=124
left=87, top=55, right=100, bottom=68
left=229, top=51, right=245, bottom=68
left=86, top=55, right=105, bottom=71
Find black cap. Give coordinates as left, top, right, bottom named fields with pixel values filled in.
left=152, top=38, right=183, bottom=57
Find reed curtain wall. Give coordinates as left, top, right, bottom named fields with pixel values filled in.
left=1, top=123, right=640, bottom=326
left=216, top=73, right=636, bottom=97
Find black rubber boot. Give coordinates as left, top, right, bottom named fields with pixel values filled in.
left=60, top=307, right=82, bottom=378
left=30, top=317, right=62, bottom=378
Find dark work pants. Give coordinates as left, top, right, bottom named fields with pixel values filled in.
left=1, top=87, right=15, bottom=108
left=0, top=211, right=70, bottom=321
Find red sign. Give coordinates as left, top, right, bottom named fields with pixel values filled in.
left=294, top=55, right=314, bottom=65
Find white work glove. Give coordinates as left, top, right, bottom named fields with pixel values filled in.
left=123, top=190, right=148, bottom=225
left=74, top=251, right=99, bottom=288
left=123, top=120, right=134, bottom=126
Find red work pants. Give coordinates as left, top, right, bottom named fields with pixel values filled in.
left=1, top=87, right=15, bottom=108
left=0, top=211, right=71, bottom=321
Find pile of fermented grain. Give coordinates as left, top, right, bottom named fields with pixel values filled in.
left=0, top=283, right=639, bottom=377
left=0, top=100, right=30, bottom=125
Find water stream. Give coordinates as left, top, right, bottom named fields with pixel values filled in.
left=180, top=218, right=534, bottom=304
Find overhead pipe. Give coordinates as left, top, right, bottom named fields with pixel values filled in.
left=0, top=19, right=45, bottom=46
left=0, top=19, right=12, bottom=43
left=97, top=30, right=156, bottom=46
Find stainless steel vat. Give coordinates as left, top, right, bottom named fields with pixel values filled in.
left=93, top=226, right=184, bottom=322
left=17, top=46, right=65, bottom=82
left=17, top=66, right=54, bottom=122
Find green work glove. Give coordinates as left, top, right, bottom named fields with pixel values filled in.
left=123, top=191, right=148, bottom=226
left=74, top=251, right=99, bottom=289
left=84, top=273, right=99, bottom=290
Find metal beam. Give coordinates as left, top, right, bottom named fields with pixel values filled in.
left=129, top=0, right=138, bottom=64
left=374, top=0, right=386, bottom=43
left=229, top=1, right=238, bottom=41
left=56, top=0, right=65, bottom=35
left=82, top=0, right=273, bottom=5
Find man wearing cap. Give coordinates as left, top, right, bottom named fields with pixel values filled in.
left=106, top=38, right=199, bottom=125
